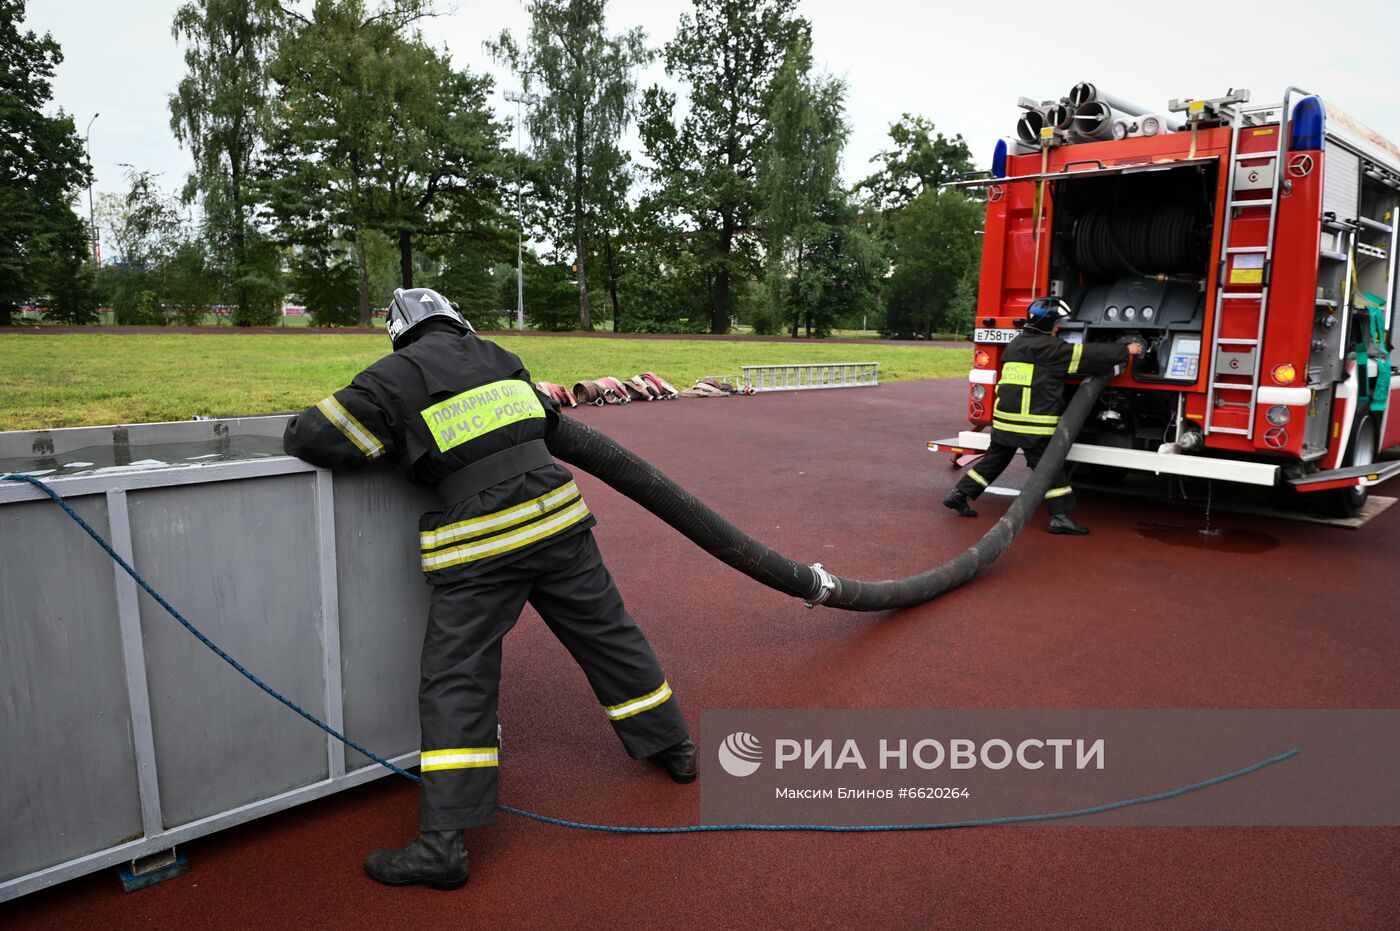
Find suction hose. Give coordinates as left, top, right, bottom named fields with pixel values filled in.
left=546, top=374, right=1110, bottom=612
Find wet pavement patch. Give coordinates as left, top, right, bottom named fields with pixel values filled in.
left=1134, top=522, right=1278, bottom=553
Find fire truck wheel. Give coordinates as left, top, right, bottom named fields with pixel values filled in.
left=1325, top=416, right=1377, bottom=518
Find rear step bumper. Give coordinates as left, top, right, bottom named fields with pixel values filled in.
left=928, top=431, right=1281, bottom=486
left=1288, top=458, right=1400, bottom=493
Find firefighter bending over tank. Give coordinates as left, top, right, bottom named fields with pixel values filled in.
left=284, top=288, right=695, bottom=891
left=942, top=297, right=1143, bottom=534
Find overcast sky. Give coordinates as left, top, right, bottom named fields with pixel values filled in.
left=25, top=0, right=1400, bottom=221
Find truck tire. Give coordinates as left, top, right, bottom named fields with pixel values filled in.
left=1325, top=415, right=1376, bottom=518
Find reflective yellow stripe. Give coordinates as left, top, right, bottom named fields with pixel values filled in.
left=420, top=500, right=591, bottom=571
left=420, top=379, right=545, bottom=454
left=421, top=747, right=499, bottom=771
left=994, top=410, right=1060, bottom=424
left=998, top=363, right=1038, bottom=415
left=1045, top=486, right=1073, bottom=499
left=993, top=420, right=1057, bottom=436
left=420, top=481, right=580, bottom=550
left=1068, top=343, right=1084, bottom=375
left=1000, top=362, right=1034, bottom=386
left=603, top=681, right=673, bottom=721
left=317, top=396, right=384, bottom=459
left=967, top=469, right=989, bottom=487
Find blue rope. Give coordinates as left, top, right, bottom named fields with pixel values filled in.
left=4, top=471, right=1300, bottom=835
left=500, top=746, right=1299, bottom=833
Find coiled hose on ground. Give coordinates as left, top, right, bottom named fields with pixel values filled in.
left=546, top=374, right=1110, bottom=612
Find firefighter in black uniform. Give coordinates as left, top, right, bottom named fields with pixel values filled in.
left=942, top=297, right=1143, bottom=534
left=284, top=288, right=695, bottom=890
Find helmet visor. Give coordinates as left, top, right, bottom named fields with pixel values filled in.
left=1027, top=297, right=1071, bottom=321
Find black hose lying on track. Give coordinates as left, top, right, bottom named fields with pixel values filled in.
left=546, top=373, right=1111, bottom=612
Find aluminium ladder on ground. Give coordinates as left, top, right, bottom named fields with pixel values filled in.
left=1203, top=91, right=1305, bottom=440
left=704, top=362, right=880, bottom=393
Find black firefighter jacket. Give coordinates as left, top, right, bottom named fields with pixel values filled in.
left=283, top=327, right=594, bottom=583
left=992, top=331, right=1130, bottom=449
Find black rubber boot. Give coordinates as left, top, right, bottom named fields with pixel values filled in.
left=942, top=490, right=978, bottom=517
left=649, top=738, right=698, bottom=784
left=364, top=831, right=468, bottom=890
left=1048, top=514, right=1089, bottom=535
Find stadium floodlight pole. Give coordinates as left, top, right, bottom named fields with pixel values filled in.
left=85, top=113, right=100, bottom=271
left=504, top=89, right=539, bottom=331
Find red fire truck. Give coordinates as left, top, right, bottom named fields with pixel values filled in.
left=930, top=84, right=1400, bottom=515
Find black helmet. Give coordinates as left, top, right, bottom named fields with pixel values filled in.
left=1024, top=297, right=1071, bottom=333
left=386, top=287, right=474, bottom=343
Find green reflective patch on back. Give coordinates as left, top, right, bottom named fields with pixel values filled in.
left=1000, top=361, right=1034, bottom=386
left=421, top=379, right=545, bottom=453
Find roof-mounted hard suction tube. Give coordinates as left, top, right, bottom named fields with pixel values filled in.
left=1016, top=97, right=1075, bottom=147
left=1015, top=106, right=1047, bottom=146
left=1069, top=81, right=1151, bottom=116
left=1071, top=99, right=1119, bottom=142
left=1071, top=82, right=1184, bottom=137
left=1045, top=102, right=1074, bottom=133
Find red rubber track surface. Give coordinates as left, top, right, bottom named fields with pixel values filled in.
left=8, top=380, right=1399, bottom=929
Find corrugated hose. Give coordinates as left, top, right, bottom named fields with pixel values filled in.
left=1, top=372, right=1298, bottom=831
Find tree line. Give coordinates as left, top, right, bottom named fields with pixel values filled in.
left=1, top=0, right=983, bottom=339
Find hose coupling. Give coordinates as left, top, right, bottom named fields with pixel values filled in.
left=804, top=562, right=837, bottom=609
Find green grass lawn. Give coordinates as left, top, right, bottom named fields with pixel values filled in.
left=0, top=332, right=968, bottom=431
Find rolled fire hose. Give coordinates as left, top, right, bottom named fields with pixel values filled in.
left=547, top=373, right=1111, bottom=612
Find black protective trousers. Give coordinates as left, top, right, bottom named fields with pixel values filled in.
left=953, top=436, right=1076, bottom=516
left=417, top=529, right=689, bottom=831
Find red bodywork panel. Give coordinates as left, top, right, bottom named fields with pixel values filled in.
left=971, top=126, right=1325, bottom=466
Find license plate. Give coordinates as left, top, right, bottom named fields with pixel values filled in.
left=974, top=327, right=1017, bottom=344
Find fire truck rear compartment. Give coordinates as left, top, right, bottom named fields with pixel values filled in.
left=1047, top=164, right=1219, bottom=450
